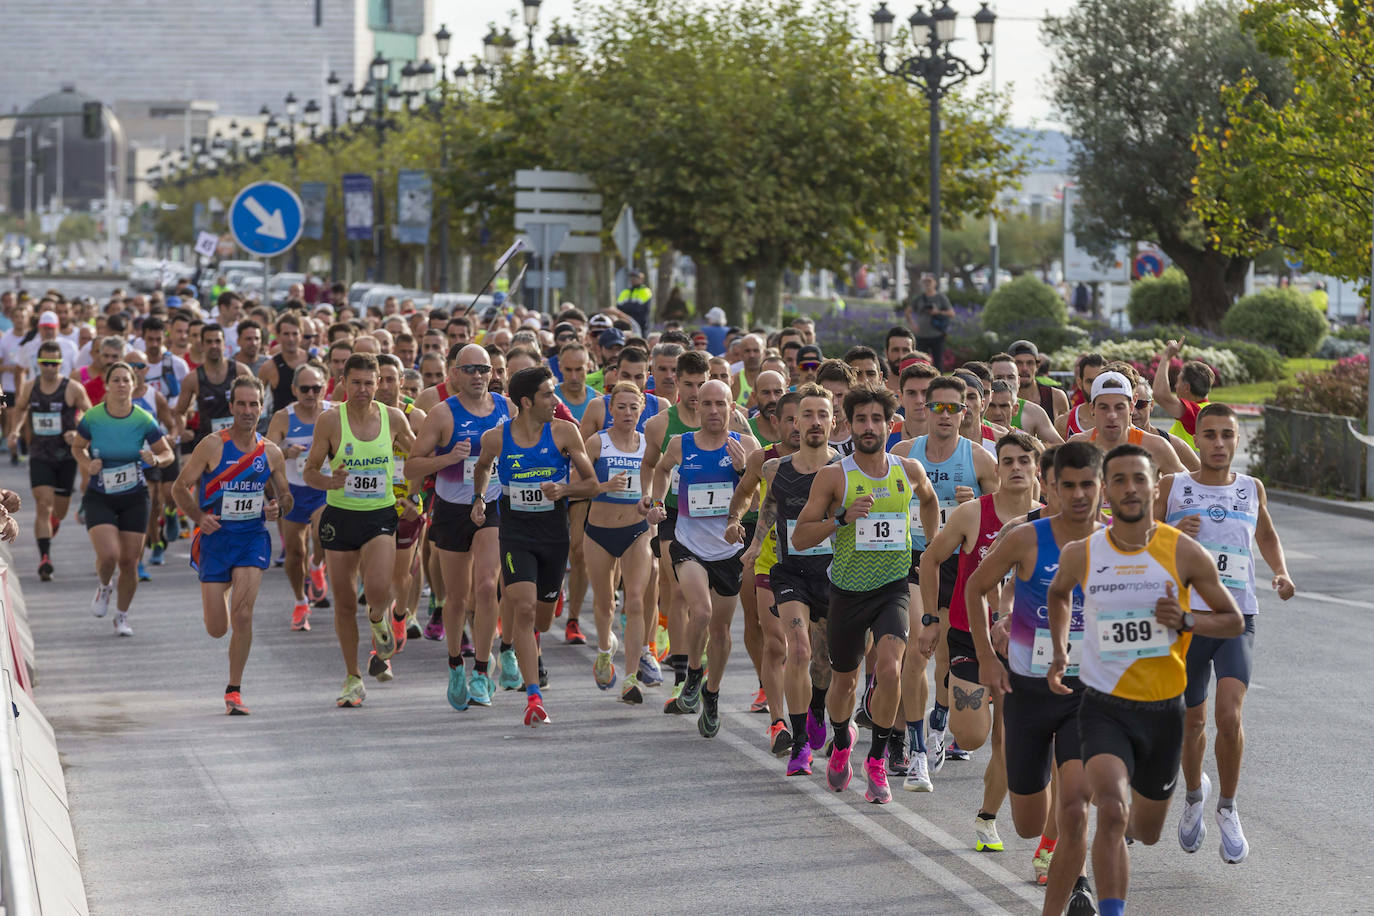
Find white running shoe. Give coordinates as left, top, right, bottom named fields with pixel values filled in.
left=974, top=815, right=1004, bottom=851
left=927, top=727, right=947, bottom=774
left=91, top=583, right=113, bottom=618
left=1178, top=772, right=1211, bottom=853
left=113, top=612, right=133, bottom=637
left=903, top=752, right=934, bottom=792
left=1216, top=805, right=1249, bottom=864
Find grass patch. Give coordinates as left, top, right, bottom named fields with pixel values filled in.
left=1211, top=358, right=1336, bottom=405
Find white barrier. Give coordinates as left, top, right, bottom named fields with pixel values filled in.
left=0, top=546, right=89, bottom=916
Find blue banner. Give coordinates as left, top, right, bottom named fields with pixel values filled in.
left=342, top=173, right=374, bottom=241
left=396, top=170, right=432, bottom=245
left=299, top=182, right=327, bottom=240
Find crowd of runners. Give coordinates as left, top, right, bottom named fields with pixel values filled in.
left=0, top=280, right=1298, bottom=916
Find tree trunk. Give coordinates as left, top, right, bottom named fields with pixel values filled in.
left=592, top=254, right=610, bottom=312
left=654, top=245, right=675, bottom=326
left=696, top=257, right=746, bottom=327
left=753, top=250, right=784, bottom=329
left=1156, top=237, right=1247, bottom=330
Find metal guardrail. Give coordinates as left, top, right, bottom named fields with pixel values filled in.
left=1257, top=406, right=1367, bottom=499
left=0, top=654, right=39, bottom=916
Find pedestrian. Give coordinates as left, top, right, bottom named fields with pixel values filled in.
left=905, top=276, right=954, bottom=371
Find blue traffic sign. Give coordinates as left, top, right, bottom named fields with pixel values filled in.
left=1133, top=251, right=1164, bottom=279
left=228, top=181, right=304, bottom=258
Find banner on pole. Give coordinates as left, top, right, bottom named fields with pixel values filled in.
left=342, top=173, right=374, bottom=241
left=299, top=182, right=328, bottom=240
left=396, top=170, right=433, bottom=245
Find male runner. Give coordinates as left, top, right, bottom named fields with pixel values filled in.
left=1047, top=443, right=1243, bottom=916
left=1152, top=337, right=1213, bottom=451
left=731, top=334, right=765, bottom=406
left=646, top=379, right=760, bottom=737
left=469, top=366, right=600, bottom=726
left=174, top=376, right=290, bottom=714
left=1055, top=354, right=1107, bottom=441
left=1008, top=340, right=1068, bottom=419
left=175, top=324, right=251, bottom=445
left=989, top=353, right=1064, bottom=444
left=1071, top=371, right=1185, bottom=475
left=303, top=353, right=415, bottom=708
left=1158, top=403, right=1294, bottom=864
left=965, top=442, right=1104, bottom=913
left=267, top=362, right=331, bottom=630
left=793, top=386, right=939, bottom=804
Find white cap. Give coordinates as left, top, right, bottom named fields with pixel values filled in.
left=313, top=303, right=336, bottom=316
left=38, top=310, right=59, bottom=327
left=1090, top=371, right=1134, bottom=402
left=705, top=306, right=726, bottom=325
left=521, top=317, right=541, bottom=330
left=588, top=313, right=613, bottom=329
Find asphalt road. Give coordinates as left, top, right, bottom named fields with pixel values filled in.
left=4, top=455, right=1369, bottom=915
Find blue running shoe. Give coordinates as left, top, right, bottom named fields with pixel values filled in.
left=468, top=671, right=494, bottom=707
left=447, top=665, right=469, bottom=711
left=149, top=542, right=166, bottom=566
left=137, top=561, right=151, bottom=582
left=498, top=649, right=522, bottom=690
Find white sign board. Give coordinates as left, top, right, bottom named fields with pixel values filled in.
left=194, top=231, right=219, bottom=258
left=1063, top=186, right=1128, bottom=284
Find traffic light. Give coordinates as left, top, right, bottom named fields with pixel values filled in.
left=82, top=101, right=103, bottom=139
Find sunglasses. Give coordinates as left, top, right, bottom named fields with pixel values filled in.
left=298, top=385, right=324, bottom=394
left=927, top=402, right=966, bottom=415
left=458, top=364, right=492, bottom=375
left=37, top=359, right=63, bottom=366
left=799, top=361, right=821, bottom=371
left=556, top=334, right=577, bottom=342
left=1134, top=398, right=1152, bottom=411
left=127, top=361, right=148, bottom=370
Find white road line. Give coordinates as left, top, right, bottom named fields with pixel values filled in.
left=1301, top=591, right=1374, bottom=610
left=720, top=711, right=1037, bottom=914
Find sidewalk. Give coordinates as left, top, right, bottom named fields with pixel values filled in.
left=1267, top=487, right=1374, bottom=522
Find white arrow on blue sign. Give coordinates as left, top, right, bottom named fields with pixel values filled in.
left=229, top=181, right=304, bottom=258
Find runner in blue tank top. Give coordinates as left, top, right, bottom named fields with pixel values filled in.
left=173, top=375, right=291, bottom=717
left=267, top=363, right=331, bottom=630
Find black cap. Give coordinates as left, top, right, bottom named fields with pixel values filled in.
left=1007, top=339, right=1039, bottom=358
left=797, top=345, right=823, bottom=362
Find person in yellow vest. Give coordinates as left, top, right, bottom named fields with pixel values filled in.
left=1151, top=337, right=1213, bottom=451
left=616, top=269, right=653, bottom=332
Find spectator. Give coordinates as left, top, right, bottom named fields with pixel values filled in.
left=904, top=275, right=954, bottom=370
left=701, top=307, right=729, bottom=355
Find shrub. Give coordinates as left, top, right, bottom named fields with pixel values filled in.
left=992, top=320, right=1089, bottom=357
left=1127, top=267, right=1190, bottom=326
left=1221, top=287, right=1327, bottom=357
left=1044, top=338, right=1248, bottom=386
left=1335, top=323, right=1369, bottom=342
left=1315, top=337, right=1365, bottom=360
left=945, top=285, right=989, bottom=310
left=1269, top=354, right=1368, bottom=417
left=1123, top=324, right=1284, bottom=381
left=943, top=311, right=1000, bottom=369
left=981, top=275, right=1067, bottom=335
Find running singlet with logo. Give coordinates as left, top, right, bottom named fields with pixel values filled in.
left=754, top=445, right=781, bottom=577
left=1164, top=473, right=1258, bottom=614
left=497, top=422, right=571, bottom=536
left=830, top=453, right=912, bottom=590
left=77, top=402, right=162, bottom=494
left=593, top=430, right=644, bottom=504
left=194, top=365, right=237, bottom=442
left=1064, top=403, right=1089, bottom=437
left=660, top=405, right=698, bottom=510
left=326, top=406, right=395, bottom=511
left=199, top=431, right=270, bottom=531
left=674, top=431, right=743, bottom=562
left=283, top=403, right=325, bottom=487
left=947, top=494, right=1005, bottom=633
left=1079, top=524, right=1191, bottom=701
left=771, top=453, right=834, bottom=572
left=556, top=384, right=596, bottom=424
left=601, top=391, right=660, bottom=432
left=27, top=378, right=77, bottom=462
left=1009, top=518, right=1086, bottom=678
left=435, top=394, right=508, bottom=504
left=144, top=353, right=184, bottom=399
left=391, top=403, right=417, bottom=509
left=909, top=434, right=980, bottom=551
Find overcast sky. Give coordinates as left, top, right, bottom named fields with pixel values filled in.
left=434, top=1, right=1103, bottom=128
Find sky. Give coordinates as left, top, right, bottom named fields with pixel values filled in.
left=434, top=0, right=1098, bottom=129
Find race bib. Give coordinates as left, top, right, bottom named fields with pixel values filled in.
left=460, top=456, right=481, bottom=483
left=508, top=483, right=553, bottom=512
left=344, top=469, right=388, bottom=499
left=1095, top=607, right=1175, bottom=661
left=669, top=466, right=680, bottom=496
left=786, top=518, right=832, bottom=556
left=101, top=462, right=140, bottom=494
left=687, top=481, right=732, bottom=516
left=220, top=491, right=263, bottom=521
left=210, top=416, right=234, bottom=432
left=1202, top=541, right=1252, bottom=590
left=31, top=412, right=61, bottom=436
left=938, top=498, right=959, bottom=526
left=392, top=456, right=407, bottom=486
left=604, top=475, right=641, bottom=502
left=855, top=512, right=907, bottom=550
left=1031, top=628, right=1082, bottom=676
left=294, top=453, right=309, bottom=476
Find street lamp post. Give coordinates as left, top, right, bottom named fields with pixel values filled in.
left=872, top=1, right=995, bottom=283
left=326, top=71, right=342, bottom=129
left=522, top=0, right=543, bottom=54
left=370, top=51, right=391, bottom=282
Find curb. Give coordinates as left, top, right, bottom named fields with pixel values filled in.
left=1267, top=488, right=1374, bottom=523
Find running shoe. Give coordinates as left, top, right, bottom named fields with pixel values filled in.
left=1216, top=805, right=1249, bottom=864
left=564, top=618, right=586, bottom=645
left=538, top=659, right=549, bottom=688
left=291, top=602, right=311, bottom=631
left=903, top=753, right=933, bottom=792
left=1178, top=772, right=1210, bottom=853
left=806, top=710, right=827, bottom=751
left=149, top=542, right=165, bottom=566
left=767, top=720, right=792, bottom=757
left=306, top=562, right=327, bottom=603
left=637, top=647, right=664, bottom=686
left=498, top=649, right=522, bottom=690
left=224, top=690, right=250, bottom=716
left=855, top=678, right=875, bottom=728
left=554, top=588, right=565, bottom=618
left=447, top=665, right=469, bottom=710
left=697, top=690, right=721, bottom=738
left=113, top=612, right=133, bottom=637
left=787, top=744, right=813, bottom=776
left=662, top=683, right=686, bottom=714
left=523, top=693, right=550, bottom=727
left=620, top=673, right=643, bottom=704
left=1067, top=877, right=1098, bottom=916
left=337, top=675, right=366, bottom=708
left=90, top=583, right=113, bottom=618
left=50, top=513, right=60, bottom=537
left=653, top=619, right=671, bottom=662
left=370, top=615, right=397, bottom=660
left=927, top=727, right=947, bottom=774
left=368, top=651, right=394, bottom=682
left=670, top=679, right=702, bottom=715
left=424, top=609, right=445, bottom=641
left=593, top=648, right=617, bottom=690
left=391, top=614, right=407, bottom=653
left=864, top=757, right=892, bottom=804
left=750, top=687, right=769, bottom=714
left=137, top=561, right=151, bottom=582
left=274, top=549, right=285, bottom=568
left=405, top=612, right=422, bottom=641
left=945, top=739, right=971, bottom=762
left=974, top=816, right=1004, bottom=852
left=1032, top=844, right=1054, bottom=886
left=468, top=671, right=494, bottom=707
left=460, top=628, right=475, bottom=658
left=826, top=725, right=858, bottom=792
left=37, top=554, right=53, bottom=581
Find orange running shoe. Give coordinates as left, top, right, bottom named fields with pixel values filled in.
left=750, top=687, right=769, bottom=714
left=291, top=602, right=311, bottom=631
left=224, top=691, right=251, bottom=715
left=564, top=618, right=586, bottom=645
left=309, top=560, right=328, bottom=595
left=523, top=693, right=551, bottom=727
left=391, top=612, right=407, bottom=653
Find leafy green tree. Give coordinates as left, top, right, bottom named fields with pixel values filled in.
left=1043, top=0, right=1290, bottom=328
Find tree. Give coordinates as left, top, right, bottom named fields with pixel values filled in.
left=1043, top=0, right=1290, bottom=328
left=1193, top=2, right=1374, bottom=284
